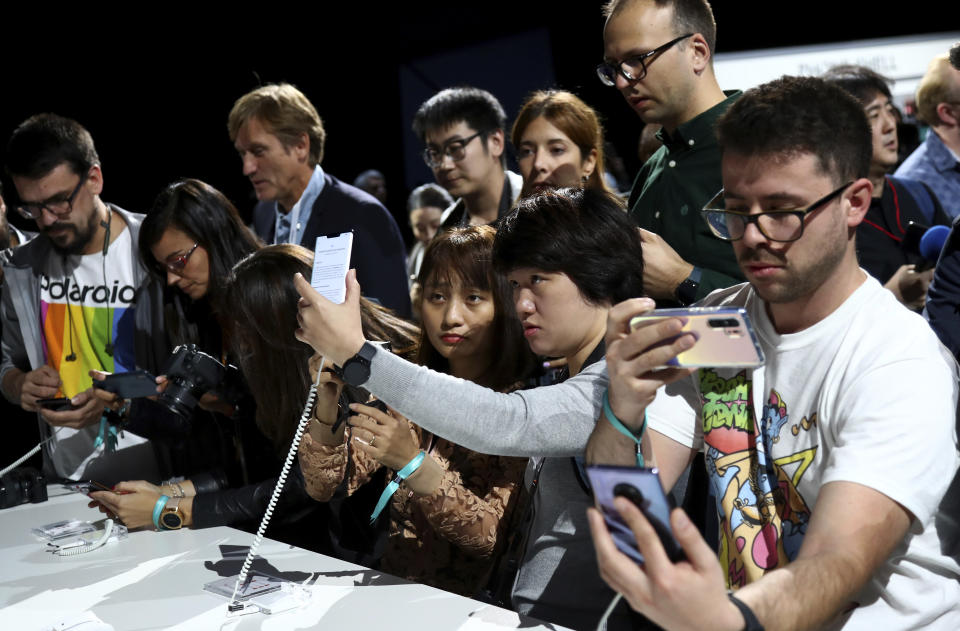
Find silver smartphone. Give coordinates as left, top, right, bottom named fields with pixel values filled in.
left=629, top=306, right=764, bottom=368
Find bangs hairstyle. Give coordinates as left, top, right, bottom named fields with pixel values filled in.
left=6, top=113, right=100, bottom=179
left=224, top=244, right=418, bottom=449
left=227, top=83, right=326, bottom=166
left=140, top=179, right=261, bottom=308
left=415, top=226, right=533, bottom=390
left=716, top=75, right=872, bottom=185
left=511, top=90, right=610, bottom=193
left=494, top=188, right=644, bottom=305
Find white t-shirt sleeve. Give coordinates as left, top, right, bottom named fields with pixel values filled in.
left=647, top=375, right=702, bottom=451
left=821, top=349, right=959, bottom=525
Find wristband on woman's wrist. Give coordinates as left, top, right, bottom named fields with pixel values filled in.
left=602, top=390, right=646, bottom=467
left=369, top=451, right=426, bottom=523
left=152, top=495, right=171, bottom=530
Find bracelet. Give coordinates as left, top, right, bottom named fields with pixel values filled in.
left=602, top=390, right=646, bottom=467
left=152, top=495, right=171, bottom=531
left=369, top=451, right=426, bottom=523
left=165, top=482, right=185, bottom=499
left=727, top=593, right=765, bottom=631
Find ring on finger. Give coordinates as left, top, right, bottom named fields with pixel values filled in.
left=369, top=434, right=376, bottom=448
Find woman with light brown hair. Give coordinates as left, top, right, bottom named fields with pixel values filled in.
left=511, top=90, right=611, bottom=198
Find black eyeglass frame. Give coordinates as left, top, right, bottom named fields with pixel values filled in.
left=422, top=131, right=484, bottom=169
left=701, top=182, right=854, bottom=243
left=16, top=174, right=89, bottom=220
left=596, top=33, right=695, bottom=87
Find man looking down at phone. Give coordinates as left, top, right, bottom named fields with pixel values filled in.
left=587, top=76, right=960, bottom=630
left=0, top=114, right=165, bottom=483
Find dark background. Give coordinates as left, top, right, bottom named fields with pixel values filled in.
left=0, top=3, right=950, bottom=476
left=1, top=3, right=949, bottom=243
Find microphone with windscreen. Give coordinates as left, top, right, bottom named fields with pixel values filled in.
left=904, top=222, right=951, bottom=272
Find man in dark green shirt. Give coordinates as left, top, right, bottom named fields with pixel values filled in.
left=601, top=0, right=744, bottom=304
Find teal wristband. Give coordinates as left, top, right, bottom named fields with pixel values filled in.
left=370, top=451, right=426, bottom=523
left=153, top=495, right=170, bottom=530
left=602, top=390, right=646, bottom=467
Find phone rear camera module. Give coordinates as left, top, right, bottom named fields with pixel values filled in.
left=708, top=318, right=740, bottom=328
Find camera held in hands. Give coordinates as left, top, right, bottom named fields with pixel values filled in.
left=159, top=344, right=240, bottom=419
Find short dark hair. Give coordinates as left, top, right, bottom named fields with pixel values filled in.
left=716, top=75, right=872, bottom=185
left=416, top=225, right=533, bottom=390
left=822, top=64, right=892, bottom=105
left=603, top=0, right=717, bottom=55
left=412, top=86, right=507, bottom=142
left=140, top=179, right=261, bottom=307
left=494, top=188, right=644, bottom=305
left=949, top=42, right=960, bottom=71
left=6, top=113, right=100, bottom=180
left=407, top=183, right=453, bottom=213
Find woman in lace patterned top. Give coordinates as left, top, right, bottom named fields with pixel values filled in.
left=299, top=225, right=535, bottom=596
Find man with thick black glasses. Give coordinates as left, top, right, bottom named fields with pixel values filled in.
left=600, top=0, right=742, bottom=307
left=0, top=114, right=165, bottom=484
left=412, top=87, right=522, bottom=232
left=588, top=75, right=960, bottom=631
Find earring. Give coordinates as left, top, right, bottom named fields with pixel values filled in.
left=580, top=174, right=589, bottom=185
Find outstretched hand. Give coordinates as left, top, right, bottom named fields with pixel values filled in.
left=294, top=269, right=367, bottom=366
left=587, top=499, right=744, bottom=631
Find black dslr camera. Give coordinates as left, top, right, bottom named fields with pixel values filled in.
left=0, top=467, right=47, bottom=509
left=158, top=344, right=240, bottom=419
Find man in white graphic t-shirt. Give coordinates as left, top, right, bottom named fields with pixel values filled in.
left=588, top=76, right=960, bottom=631
left=0, top=114, right=164, bottom=483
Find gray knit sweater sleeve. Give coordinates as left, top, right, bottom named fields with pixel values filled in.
left=363, top=346, right=608, bottom=457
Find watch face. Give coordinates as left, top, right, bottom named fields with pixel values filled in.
left=161, top=511, right=182, bottom=529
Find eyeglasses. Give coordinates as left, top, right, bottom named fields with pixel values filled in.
left=701, top=182, right=853, bottom=243
left=164, top=243, right=199, bottom=273
left=422, top=132, right=482, bottom=169
left=16, top=175, right=88, bottom=220
left=596, top=33, right=694, bottom=87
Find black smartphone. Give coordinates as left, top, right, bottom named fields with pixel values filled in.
left=586, top=464, right=685, bottom=564
left=37, top=397, right=75, bottom=411
left=92, top=370, right=158, bottom=398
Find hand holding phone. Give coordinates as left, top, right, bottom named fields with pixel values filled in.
left=629, top=307, right=764, bottom=368
left=586, top=465, right=685, bottom=564
left=37, top=397, right=76, bottom=412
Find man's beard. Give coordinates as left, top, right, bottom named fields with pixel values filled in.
left=44, top=211, right=100, bottom=256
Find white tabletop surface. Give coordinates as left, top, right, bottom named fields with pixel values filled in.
left=1, top=486, right=569, bottom=631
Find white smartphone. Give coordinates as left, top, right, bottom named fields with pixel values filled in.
left=311, top=231, right=354, bottom=304
left=629, top=306, right=764, bottom=368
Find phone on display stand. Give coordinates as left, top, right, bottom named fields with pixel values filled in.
left=629, top=306, right=764, bottom=368
left=586, top=464, right=685, bottom=564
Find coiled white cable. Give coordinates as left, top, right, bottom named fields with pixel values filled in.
left=54, top=519, right=115, bottom=556
left=227, top=356, right=325, bottom=612
left=0, top=430, right=58, bottom=477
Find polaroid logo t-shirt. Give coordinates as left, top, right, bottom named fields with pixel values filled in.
left=40, top=227, right=137, bottom=397
left=39, top=226, right=154, bottom=481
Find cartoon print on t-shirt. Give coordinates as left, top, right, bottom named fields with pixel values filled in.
left=699, top=369, right=816, bottom=588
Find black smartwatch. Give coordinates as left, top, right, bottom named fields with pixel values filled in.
left=340, top=342, right=377, bottom=386
left=674, top=266, right=702, bottom=306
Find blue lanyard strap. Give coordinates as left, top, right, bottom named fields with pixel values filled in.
left=370, top=450, right=427, bottom=523
left=93, top=415, right=119, bottom=452
left=602, top=390, right=646, bottom=467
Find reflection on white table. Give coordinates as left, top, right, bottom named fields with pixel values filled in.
left=0, top=486, right=570, bottom=631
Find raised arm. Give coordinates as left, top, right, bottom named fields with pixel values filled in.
left=294, top=271, right=606, bottom=457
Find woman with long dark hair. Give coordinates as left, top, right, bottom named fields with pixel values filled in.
left=298, top=225, right=533, bottom=595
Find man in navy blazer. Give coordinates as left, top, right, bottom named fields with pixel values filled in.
left=229, top=83, right=411, bottom=317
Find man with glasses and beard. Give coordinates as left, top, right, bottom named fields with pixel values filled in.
left=0, top=114, right=164, bottom=484
left=587, top=76, right=960, bottom=631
